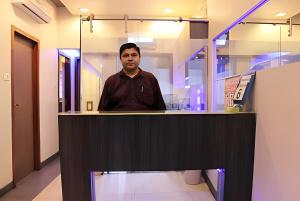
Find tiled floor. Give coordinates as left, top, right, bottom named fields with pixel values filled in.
left=0, top=158, right=215, bottom=201
left=0, top=158, right=60, bottom=201
left=33, top=171, right=215, bottom=201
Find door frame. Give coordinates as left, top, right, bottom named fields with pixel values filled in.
left=75, top=57, right=81, bottom=111
left=11, top=25, right=41, bottom=183
left=58, top=53, right=71, bottom=112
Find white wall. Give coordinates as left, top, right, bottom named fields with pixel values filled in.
left=0, top=0, right=58, bottom=189
left=57, top=7, right=80, bottom=48
left=252, top=62, right=300, bottom=201
left=229, top=24, right=300, bottom=55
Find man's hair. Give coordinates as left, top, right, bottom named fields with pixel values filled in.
left=119, top=43, right=140, bottom=58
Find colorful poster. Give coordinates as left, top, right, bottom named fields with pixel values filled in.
left=233, top=73, right=256, bottom=107
left=224, top=75, right=241, bottom=110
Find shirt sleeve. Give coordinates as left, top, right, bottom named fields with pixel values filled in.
left=98, top=79, right=110, bottom=111
left=153, top=76, right=166, bottom=110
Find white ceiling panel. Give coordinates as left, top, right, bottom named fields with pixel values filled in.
left=60, top=0, right=205, bottom=18
left=248, top=0, right=300, bottom=21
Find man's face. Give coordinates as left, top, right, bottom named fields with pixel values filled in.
left=120, top=48, right=140, bottom=72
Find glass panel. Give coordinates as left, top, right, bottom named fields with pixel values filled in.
left=214, top=24, right=282, bottom=111
left=213, top=8, right=300, bottom=111
left=80, top=17, right=208, bottom=111
left=186, top=51, right=207, bottom=111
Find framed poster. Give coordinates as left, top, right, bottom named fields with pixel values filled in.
left=233, top=73, right=256, bottom=106
left=224, top=75, right=241, bottom=111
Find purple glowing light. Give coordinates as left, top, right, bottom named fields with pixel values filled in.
left=217, top=168, right=225, bottom=173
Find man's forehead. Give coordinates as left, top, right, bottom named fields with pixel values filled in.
left=122, top=48, right=138, bottom=54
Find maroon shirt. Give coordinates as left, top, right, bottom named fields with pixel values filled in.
left=98, top=68, right=166, bottom=111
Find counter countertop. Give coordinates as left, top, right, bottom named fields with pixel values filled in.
left=58, top=111, right=255, bottom=116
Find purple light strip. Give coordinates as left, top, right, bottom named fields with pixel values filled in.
left=213, top=0, right=270, bottom=41
left=186, top=47, right=205, bottom=62
left=90, top=172, right=96, bottom=201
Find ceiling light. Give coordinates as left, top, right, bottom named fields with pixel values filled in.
left=164, top=8, right=172, bottom=14
left=79, top=8, right=90, bottom=13
left=275, top=12, right=287, bottom=17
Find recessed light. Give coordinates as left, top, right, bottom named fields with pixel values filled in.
left=275, top=12, right=287, bottom=17
left=79, top=8, right=90, bottom=13
left=164, top=8, right=172, bottom=14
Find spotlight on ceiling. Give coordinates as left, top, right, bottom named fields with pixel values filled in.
left=164, top=8, right=172, bottom=14
left=79, top=8, right=90, bottom=13
left=275, top=12, right=287, bottom=17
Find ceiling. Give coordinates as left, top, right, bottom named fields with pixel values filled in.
left=247, top=0, right=300, bottom=21
left=50, top=0, right=65, bottom=7
left=53, top=0, right=300, bottom=22
left=58, top=0, right=206, bottom=18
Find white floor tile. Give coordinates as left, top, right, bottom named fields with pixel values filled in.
left=31, top=172, right=215, bottom=201
left=96, top=193, right=133, bottom=201
left=134, top=191, right=215, bottom=201
left=32, top=175, right=62, bottom=201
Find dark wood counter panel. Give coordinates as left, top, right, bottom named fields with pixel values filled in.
left=58, top=112, right=256, bottom=201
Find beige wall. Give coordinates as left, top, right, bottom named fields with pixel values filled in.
left=252, top=62, right=300, bottom=200
left=57, top=7, right=80, bottom=48
left=229, top=24, right=300, bottom=55
left=0, top=0, right=58, bottom=189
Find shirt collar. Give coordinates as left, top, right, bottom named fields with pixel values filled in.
left=119, top=67, right=144, bottom=78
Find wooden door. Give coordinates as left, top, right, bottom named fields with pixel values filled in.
left=12, top=27, right=40, bottom=183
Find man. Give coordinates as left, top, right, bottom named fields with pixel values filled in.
left=98, top=43, right=166, bottom=111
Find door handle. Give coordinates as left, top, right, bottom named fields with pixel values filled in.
left=14, top=103, right=20, bottom=107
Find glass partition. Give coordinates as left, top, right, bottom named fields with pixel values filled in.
left=185, top=50, right=207, bottom=111
left=80, top=17, right=208, bottom=112
left=214, top=13, right=300, bottom=111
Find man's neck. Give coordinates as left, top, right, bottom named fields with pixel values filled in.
left=123, top=68, right=139, bottom=78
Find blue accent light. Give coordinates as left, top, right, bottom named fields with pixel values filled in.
left=90, top=172, right=96, bottom=201
left=217, top=169, right=225, bottom=201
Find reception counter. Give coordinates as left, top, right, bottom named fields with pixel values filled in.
left=58, top=111, right=256, bottom=201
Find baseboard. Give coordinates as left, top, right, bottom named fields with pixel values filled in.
left=40, top=152, right=59, bottom=169
left=202, top=170, right=217, bottom=200
left=0, top=182, right=15, bottom=197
